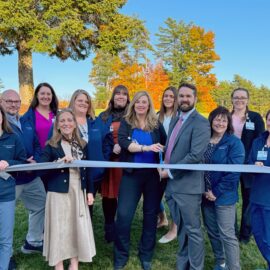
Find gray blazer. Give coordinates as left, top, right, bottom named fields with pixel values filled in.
left=166, top=109, right=210, bottom=195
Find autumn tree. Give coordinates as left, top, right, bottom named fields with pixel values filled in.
left=90, top=18, right=151, bottom=108
left=110, top=55, right=146, bottom=98
left=155, top=18, right=220, bottom=112
left=144, top=61, right=170, bottom=108
left=0, top=0, right=146, bottom=105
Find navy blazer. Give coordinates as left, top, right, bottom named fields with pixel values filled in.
left=0, top=132, right=27, bottom=202
left=86, top=117, right=113, bottom=182
left=118, top=119, right=167, bottom=173
left=249, top=131, right=270, bottom=206
left=9, top=117, right=42, bottom=185
left=240, top=110, right=265, bottom=162
left=208, top=133, right=245, bottom=205
left=47, top=117, right=113, bottom=183
left=38, top=142, right=93, bottom=193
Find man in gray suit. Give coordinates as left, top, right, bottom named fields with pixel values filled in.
left=160, top=82, right=210, bottom=270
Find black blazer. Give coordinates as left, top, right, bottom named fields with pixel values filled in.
left=38, top=142, right=93, bottom=193
left=241, top=110, right=265, bottom=163
left=118, top=119, right=167, bottom=173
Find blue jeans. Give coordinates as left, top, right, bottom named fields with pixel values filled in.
left=202, top=202, right=240, bottom=270
left=114, top=169, right=160, bottom=267
left=0, top=200, right=15, bottom=270
left=251, top=203, right=270, bottom=269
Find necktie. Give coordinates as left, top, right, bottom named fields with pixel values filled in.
left=165, top=117, right=183, bottom=163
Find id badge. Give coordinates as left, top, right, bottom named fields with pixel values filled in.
left=257, top=150, right=268, bottom=161
left=246, top=121, right=255, bottom=130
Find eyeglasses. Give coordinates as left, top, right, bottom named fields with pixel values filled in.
left=2, top=99, right=21, bottom=105
left=232, top=97, right=248, bottom=101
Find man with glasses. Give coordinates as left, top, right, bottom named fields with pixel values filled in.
left=0, top=90, right=46, bottom=269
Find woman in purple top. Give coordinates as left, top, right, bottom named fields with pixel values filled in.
left=23, top=82, right=59, bottom=149
left=22, top=82, right=59, bottom=190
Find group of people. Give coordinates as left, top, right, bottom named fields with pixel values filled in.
left=0, top=81, right=269, bottom=270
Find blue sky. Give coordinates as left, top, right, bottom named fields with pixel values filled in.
left=0, top=0, right=270, bottom=98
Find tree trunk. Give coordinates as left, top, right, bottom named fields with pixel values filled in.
left=18, top=41, right=34, bottom=107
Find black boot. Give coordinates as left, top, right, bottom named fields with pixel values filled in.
left=104, top=223, right=115, bottom=243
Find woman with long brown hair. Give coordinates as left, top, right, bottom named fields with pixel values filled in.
left=157, top=86, right=178, bottom=244
left=99, top=85, right=130, bottom=243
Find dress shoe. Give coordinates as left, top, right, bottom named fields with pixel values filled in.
left=158, top=233, right=176, bottom=243
left=8, top=257, right=17, bottom=270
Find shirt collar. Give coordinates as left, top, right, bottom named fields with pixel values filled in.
left=179, top=107, right=195, bottom=121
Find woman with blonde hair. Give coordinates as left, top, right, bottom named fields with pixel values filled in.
left=68, top=90, right=113, bottom=206
left=40, top=109, right=96, bottom=270
left=114, top=91, right=166, bottom=270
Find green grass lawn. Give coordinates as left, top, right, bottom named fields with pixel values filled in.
left=13, top=195, right=266, bottom=270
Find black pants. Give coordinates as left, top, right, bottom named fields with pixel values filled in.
left=239, top=177, right=251, bottom=240
left=114, top=169, right=160, bottom=267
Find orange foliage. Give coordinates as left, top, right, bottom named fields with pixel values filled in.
left=192, top=72, right=217, bottom=112
left=59, top=99, right=69, bottom=109
left=110, top=59, right=169, bottom=109
left=110, top=62, right=146, bottom=98
left=144, top=61, right=170, bottom=108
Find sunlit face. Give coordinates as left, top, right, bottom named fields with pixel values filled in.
left=57, top=112, right=76, bottom=138
left=134, top=95, right=149, bottom=116
left=114, top=90, right=128, bottom=108
left=37, top=86, right=53, bottom=107
left=74, top=93, right=89, bottom=116
left=0, top=91, right=21, bottom=115
left=163, top=90, right=175, bottom=110
left=212, top=114, right=228, bottom=137
left=232, top=90, right=249, bottom=111
left=178, top=86, right=196, bottom=112
left=266, top=114, right=270, bottom=132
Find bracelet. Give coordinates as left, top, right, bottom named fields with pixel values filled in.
left=141, top=145, right=144, bottom=152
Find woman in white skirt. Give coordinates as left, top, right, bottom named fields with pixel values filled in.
left=39, top=108, right=96, bottom=270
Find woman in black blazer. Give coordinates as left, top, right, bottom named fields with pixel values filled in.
left=39, top=109, right=95, bottom=270
left=114, top=91, right=166, bottom=270
left=231, top=87, right=265, bottom=243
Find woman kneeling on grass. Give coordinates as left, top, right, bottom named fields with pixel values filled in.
left=39, top=109, right=95, bottom=270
